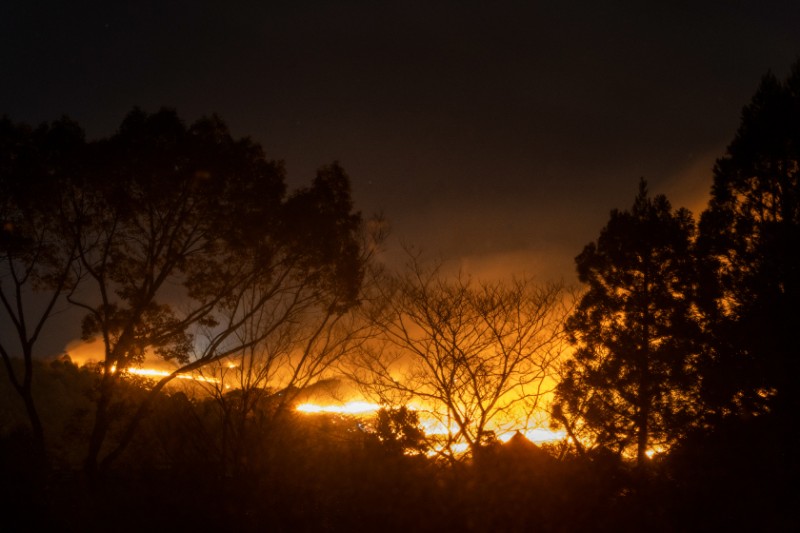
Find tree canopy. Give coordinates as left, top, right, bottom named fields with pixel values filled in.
left=554, top=180, right=700, bottom=466
left=698, top=62, right=800, bottom=418
left=1, top=108, right=368, bottom=476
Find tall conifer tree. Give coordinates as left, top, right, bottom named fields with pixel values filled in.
left=555, top=181, right=700, bottom=467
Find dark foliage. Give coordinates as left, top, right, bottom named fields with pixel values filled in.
left=698, top=61, right=800, bottom=421
left=554, top=180, right=701, bottom=467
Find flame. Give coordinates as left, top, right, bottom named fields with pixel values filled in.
left=64, top=339, right=219, bottom=385
left=442, top=442, right=470, bottom=455
left=125, top=367, right=220, bottom=384
left=497, top=428, right=566, bottom=444
left=295, top=400, right=567, bottom=452
left=296, top=401, right=382, bottom=415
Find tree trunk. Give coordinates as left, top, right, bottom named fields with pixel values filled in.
left=84, top=372, right=114, bottom=483
left=1, top=349, right=47, bottom=457
left=22, top=390, right=45, bottom=453
left=636, top=403, right=649, bottom=469
left=637, top=265, right=652, bottom=470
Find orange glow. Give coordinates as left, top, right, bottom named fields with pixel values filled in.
left=417, top=418, right=458, bottom=436
left=428, top=442, right=470, bottom=456
left=645, top=446, right=664, bottom=459
left=63, top=338, right=105, bottom=366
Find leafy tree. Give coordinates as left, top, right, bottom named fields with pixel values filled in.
left=0, top=116, right=84, bottom=451
left=554, top=181, right=700, bottom=467
left=370, top=406, right=428, bottom=456
left=354, top=254, right=567, bottom=458
left=0, top=109, right=367, bottom=477
left=697, top=61, right=800, bottom=418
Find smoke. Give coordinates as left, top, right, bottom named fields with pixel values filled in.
left=61, top=338, right=105, bottom=367
left=61, top=338, right=170, bottom=370
left=454, top=247, right=576, bottom=283
left=656, top=148, right=719, bottom=217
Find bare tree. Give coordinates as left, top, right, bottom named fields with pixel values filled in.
left=352, top=255, right=568, bottom=459
left=186, top=219, right=385, bottom=478
left=197, top=297, right=375, bottom=477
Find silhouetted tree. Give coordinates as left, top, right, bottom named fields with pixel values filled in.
left=79, top=113, right=367, bottom=478
left=554, top=181, right=700, bottom=468
left=0, top=116, right=84, bottom=452
left=370, top=406, right=428, bottom=456
left=697, top=60, right=800, bottom=419
left=679, top=65, right=800, bottom=525
left=0, top=109, right=368, bottom=478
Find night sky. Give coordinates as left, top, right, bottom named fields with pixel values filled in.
left=3, top=1, right=800, bottom=281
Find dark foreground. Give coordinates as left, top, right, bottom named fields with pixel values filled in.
left=3, top=409, right=797, bottom=533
